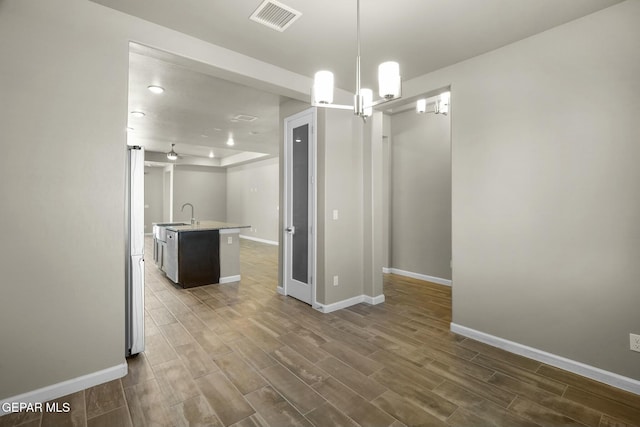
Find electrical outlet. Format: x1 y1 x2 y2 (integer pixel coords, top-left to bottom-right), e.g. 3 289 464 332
333 275 339 286
630 333 640 352
332 209 339 220
227 236 233 245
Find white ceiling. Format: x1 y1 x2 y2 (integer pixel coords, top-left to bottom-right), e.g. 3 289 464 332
126 44 282 167
100 0 623 166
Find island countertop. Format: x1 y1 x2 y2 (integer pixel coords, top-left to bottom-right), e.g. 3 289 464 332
165 220 251 232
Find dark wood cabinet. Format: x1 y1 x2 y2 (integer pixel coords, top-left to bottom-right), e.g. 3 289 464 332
177 230 220 288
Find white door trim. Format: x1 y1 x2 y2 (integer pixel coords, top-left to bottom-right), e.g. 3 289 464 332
283 107 318 309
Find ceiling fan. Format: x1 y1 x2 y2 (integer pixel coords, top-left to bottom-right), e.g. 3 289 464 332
166 143 180 160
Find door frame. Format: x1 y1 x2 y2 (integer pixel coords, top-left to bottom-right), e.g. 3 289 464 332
282 107 318 308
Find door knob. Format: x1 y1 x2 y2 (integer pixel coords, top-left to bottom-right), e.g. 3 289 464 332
286 226 295 234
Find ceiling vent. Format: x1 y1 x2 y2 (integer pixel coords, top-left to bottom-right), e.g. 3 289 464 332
249 0 302 32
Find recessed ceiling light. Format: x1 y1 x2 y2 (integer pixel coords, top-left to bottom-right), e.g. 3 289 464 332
226 137 235 146
130 111 145 118
232 114 258 122
209 151 214 158
147 85 164 94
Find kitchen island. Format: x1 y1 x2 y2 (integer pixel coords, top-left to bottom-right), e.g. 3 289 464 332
153 221 250 288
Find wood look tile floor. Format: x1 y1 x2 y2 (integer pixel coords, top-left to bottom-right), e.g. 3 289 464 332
3 237 639 427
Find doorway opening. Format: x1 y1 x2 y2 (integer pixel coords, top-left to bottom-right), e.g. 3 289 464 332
124 42 309 354
382 89 452 288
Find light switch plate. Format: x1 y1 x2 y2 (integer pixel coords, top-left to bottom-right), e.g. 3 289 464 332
227 236 233 245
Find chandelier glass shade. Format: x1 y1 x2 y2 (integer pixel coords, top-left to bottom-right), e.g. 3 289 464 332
313 71 334 104
378 61 401 99
311 0 402 120
416 98 427 114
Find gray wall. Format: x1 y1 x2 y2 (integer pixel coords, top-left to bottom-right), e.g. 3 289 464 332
362 112 386 300
227 157 279 243
0 0 128 399
389 109 452 280
403 1 640 379
219 231 241 278
0 0 312 401
162 167 172 222
172 165 227 223
144 166 164 233
381 115 392 269
317 109 365 305
144 159 278 241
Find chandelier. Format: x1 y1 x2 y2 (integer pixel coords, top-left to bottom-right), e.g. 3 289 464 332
311 0 401 121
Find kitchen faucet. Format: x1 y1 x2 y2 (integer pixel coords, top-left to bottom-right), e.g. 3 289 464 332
181 203 195 225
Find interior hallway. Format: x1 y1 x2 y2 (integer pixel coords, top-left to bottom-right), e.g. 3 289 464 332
1 238 639 427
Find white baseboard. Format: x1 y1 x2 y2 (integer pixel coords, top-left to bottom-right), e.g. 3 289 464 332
276 286 285 296
239 235 278 246
316 294 385 314
450 323 640 396
0 363 128 416
384 267 452 287
363 294 386 305
219 275 241 284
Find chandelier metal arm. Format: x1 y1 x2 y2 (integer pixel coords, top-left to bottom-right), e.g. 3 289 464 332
366 89 403 109
311 0 402 121
355 0 361 99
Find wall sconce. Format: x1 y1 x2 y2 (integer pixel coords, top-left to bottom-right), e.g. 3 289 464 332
416 92 450 115
416 99 427 114
436 92 450 115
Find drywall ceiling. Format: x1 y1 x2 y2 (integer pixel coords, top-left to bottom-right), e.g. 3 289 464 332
92 0 622 92
110 0 623 167
127 44 283 167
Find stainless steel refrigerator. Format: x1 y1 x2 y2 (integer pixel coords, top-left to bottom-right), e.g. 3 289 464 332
125 146 145 356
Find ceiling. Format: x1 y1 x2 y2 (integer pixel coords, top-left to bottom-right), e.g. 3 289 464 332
127 44 282 167
100 0 623 166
